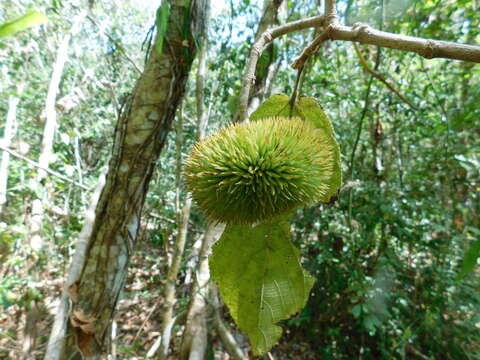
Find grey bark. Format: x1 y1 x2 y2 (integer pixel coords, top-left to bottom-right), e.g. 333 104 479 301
158 2 210 357
180 223 225 360
0 93 20 213
44 167 108 360
245 0 286 116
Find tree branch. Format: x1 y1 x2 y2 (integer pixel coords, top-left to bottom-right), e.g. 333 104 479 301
237 14 326 123
238 0 480 123
292 31 329 69
353 42 417 110
0 145 89 190
325 0 338 25
330 22 480 63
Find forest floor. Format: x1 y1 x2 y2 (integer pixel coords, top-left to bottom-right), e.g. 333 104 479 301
0 236 318 359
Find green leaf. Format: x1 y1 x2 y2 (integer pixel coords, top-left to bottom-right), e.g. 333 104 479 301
457 237 480 279
249 94 302 121
297 97 342 202
256 44 276 80
155 2 171 56
250 94 342 202
0 9 48 39
210 216 315 356
351 304 363 318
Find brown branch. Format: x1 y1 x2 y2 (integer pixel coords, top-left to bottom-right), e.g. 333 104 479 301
238 0 479 123
353 42 417 110
331 22 480 63
237 14 326 123
0 145 89 190
292 31 329 70
325 0 339 25
86 15 142 74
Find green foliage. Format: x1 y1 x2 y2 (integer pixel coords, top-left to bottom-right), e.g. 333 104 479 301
185 115 336 224
0 276 22 309
1 0 479 358
249 94 302 120
155 2 171 56
210 215 315 356
0 8 47 39
457 227 480 279
256 43 277 80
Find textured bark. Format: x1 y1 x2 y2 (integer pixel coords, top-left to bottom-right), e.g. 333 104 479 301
158 4 210 356
211 286 248 360
55 1 207 359
44 167 107 360
245 0 286 116
180 223 225 360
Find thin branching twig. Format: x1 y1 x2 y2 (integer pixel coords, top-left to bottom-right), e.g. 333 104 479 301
353 42 417 109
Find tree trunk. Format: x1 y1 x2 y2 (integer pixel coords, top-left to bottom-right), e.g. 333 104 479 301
27 11 86 251
44 167 107 360
51 1 207 359
180 222 225 360
0 91 21 214
158 2 210 357
245 0 286 116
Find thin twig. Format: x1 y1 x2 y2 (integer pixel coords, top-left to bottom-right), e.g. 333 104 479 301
0 145 89 190
353 42 417 109
292 31 329 69
238 0 480 122
131 303 158 345
237 14 326 123
86 15 142 74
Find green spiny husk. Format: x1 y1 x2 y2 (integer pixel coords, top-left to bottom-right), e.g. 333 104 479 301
184 116 334 224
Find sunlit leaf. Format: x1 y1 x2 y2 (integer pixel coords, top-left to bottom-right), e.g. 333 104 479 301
457 236 480 279
155 2 171 55
0 9 48 39
249 94 302 120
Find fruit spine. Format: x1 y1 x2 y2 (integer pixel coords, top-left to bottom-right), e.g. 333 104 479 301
184 116 335 225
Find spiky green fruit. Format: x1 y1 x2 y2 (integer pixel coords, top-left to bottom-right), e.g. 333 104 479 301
184 116 335 224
